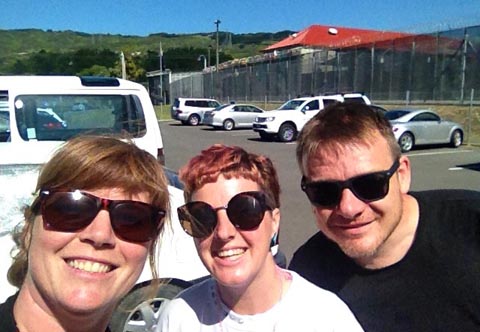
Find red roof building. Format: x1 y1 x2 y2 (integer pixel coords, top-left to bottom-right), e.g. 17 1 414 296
263 24 412 52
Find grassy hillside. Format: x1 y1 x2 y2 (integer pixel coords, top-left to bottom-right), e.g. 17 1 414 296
0 29 292 72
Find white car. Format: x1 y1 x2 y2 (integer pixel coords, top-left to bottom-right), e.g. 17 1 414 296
252 95 343 142
203 103 265 130
385 109 464 152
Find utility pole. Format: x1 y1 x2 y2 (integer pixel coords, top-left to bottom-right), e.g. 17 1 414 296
159 42 163 104
214 19 221 69
120 52 126 79
214 19 221 99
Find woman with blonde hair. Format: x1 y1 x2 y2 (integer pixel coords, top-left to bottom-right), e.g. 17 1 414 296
0 135 170 332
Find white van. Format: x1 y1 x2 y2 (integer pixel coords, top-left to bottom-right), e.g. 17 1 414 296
0 76 165 165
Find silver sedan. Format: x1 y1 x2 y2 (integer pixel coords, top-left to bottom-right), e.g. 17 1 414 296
203 104 265 131
385 109 464 152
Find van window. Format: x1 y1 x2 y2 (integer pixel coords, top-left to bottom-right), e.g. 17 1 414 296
0 110 10 142
14 94 146 141
343 97 366 104
323 99 340 108
185 100 200 107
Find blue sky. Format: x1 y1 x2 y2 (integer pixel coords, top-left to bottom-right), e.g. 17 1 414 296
1 0 479 36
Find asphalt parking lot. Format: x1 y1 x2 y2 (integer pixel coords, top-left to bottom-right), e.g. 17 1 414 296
159 120 480 264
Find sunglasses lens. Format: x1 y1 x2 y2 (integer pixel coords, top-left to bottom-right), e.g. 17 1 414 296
110 202 161 242
304 182 341 207
227 194 265 230
178 201 217 238
352 173 389 201
42 192 98 231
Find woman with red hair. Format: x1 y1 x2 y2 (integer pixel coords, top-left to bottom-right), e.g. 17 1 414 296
157 144 362 331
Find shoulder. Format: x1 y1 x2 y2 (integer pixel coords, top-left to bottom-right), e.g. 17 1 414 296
0 293 17 331
283 271 364 330
288 232 351 278
412 189 480 207
289 231 333 264
162 277 216 313
157 278 219 330
410 190 480 254
411 190 480 226
287 270 345 300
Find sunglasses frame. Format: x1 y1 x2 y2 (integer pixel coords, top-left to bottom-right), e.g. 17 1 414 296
301 159 400 207
39 190 166 242
177 191 273 238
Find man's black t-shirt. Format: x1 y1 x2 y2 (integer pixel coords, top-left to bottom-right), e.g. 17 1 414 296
289 190 480 332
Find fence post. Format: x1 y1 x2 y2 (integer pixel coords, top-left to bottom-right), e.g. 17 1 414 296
467 88 474 145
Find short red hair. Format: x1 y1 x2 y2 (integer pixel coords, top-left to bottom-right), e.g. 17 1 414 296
179 144 281 208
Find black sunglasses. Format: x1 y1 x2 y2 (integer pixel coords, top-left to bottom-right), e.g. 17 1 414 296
39 190 166 243
301 159 400 207
177 191 273 238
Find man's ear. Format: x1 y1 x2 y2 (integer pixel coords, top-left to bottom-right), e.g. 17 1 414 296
397 155 412 194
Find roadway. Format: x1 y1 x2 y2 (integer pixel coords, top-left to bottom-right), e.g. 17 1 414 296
159 120 480 264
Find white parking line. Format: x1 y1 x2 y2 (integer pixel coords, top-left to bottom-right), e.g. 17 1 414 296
407 149 473 157
230 132 256 137
449 167 464 171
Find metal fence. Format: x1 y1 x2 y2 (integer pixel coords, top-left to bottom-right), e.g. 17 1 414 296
164 25 480 144
194 25 480 104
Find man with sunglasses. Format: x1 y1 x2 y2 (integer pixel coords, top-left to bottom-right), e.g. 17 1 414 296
289 103 480 332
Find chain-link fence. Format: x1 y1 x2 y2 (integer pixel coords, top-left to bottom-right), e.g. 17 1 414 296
164 24 480 144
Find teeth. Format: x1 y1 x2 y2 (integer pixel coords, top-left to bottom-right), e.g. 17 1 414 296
67 260 112 273
218 248 245 258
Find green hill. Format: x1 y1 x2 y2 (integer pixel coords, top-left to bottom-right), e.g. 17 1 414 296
0 29 293 76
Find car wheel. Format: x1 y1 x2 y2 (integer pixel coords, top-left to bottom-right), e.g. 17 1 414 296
278 123 297 142
188 114 201 126
398 132 414 152
223 119 234 131
259 132 275 141
109 279 191 332
450 130 463 148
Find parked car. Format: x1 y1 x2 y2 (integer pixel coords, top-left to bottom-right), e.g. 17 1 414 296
0 76 165 164
369 104 389 114
203 103 265 130
170 97 221 126
385 109 464 152
252 95 343 142
335 92 372 105
36 107 68 129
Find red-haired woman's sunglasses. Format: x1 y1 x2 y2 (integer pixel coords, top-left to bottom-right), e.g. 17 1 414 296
177 191 272 238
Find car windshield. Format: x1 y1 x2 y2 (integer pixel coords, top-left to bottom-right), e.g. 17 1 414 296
13 94 146 141
213 104 231 111
384 110 410 120
278 99 306 110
